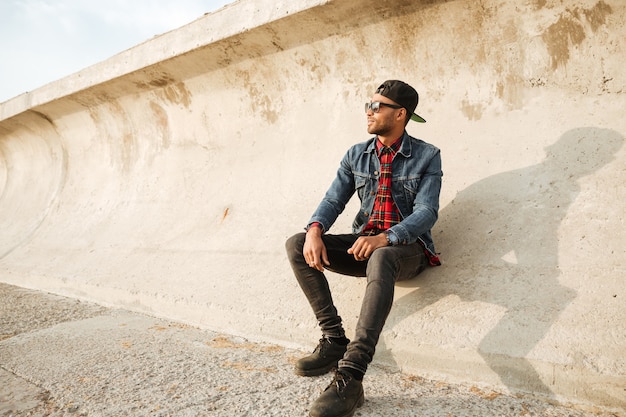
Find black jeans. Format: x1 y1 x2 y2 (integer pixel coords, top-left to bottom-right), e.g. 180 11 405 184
285 232 428 375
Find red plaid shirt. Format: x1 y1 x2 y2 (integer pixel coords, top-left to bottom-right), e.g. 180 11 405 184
363 138 402 234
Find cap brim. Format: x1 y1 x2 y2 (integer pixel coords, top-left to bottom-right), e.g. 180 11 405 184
410 113 426 123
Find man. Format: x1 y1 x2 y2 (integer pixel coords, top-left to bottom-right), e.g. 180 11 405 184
286 80 442 417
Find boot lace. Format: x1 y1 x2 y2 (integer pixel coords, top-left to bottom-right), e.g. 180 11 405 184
328 369 352 393
314 337 331 355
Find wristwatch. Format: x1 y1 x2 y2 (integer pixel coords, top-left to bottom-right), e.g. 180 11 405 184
384 230 398 246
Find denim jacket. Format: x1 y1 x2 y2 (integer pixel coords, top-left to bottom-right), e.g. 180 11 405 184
308 131 442 257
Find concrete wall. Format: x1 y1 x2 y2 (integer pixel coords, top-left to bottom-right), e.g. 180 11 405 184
1 0 624 411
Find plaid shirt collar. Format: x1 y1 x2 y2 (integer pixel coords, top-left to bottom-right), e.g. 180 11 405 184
374 136 403 157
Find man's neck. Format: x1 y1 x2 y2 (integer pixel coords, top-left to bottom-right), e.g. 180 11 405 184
377 131 404 147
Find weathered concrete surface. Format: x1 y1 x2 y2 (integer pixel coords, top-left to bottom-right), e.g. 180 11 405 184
1 282 621 416
1 0 625 411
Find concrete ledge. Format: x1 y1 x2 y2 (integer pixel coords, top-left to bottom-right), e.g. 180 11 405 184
0 0 331 120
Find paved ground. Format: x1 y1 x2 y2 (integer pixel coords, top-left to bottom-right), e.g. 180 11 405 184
0 282 622 417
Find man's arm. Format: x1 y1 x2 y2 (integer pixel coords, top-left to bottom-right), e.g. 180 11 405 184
303 151 357 270
388 149 442 245
306 150 357 232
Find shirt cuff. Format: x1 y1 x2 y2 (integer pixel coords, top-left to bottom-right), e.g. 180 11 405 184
305 222 324 232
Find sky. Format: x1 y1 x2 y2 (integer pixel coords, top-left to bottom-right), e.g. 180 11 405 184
0 0 232 103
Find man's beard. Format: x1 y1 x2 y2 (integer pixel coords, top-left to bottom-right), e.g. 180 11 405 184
368 121 393 136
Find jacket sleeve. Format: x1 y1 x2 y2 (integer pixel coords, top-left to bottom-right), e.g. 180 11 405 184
306 150 357 232
388 148 442 244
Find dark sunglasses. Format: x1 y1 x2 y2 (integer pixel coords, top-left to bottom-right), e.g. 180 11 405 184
365 101 403 113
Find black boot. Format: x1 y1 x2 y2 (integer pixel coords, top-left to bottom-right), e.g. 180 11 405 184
309 369 364 417
295 337 348 377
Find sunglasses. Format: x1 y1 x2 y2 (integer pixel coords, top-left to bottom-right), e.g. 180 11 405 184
365 101 403 113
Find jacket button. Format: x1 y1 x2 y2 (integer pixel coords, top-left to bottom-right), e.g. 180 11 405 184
364 212 369 216
370 191 375 196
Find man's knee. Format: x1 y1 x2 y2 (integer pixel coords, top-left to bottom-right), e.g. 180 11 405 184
368 246 396 264
366 247 399 277
285 232 306 259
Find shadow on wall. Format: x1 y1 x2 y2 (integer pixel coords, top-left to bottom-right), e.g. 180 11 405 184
386 127 624 398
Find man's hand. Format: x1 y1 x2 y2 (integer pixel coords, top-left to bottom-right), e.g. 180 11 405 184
347 234 389 261
303 227 330 272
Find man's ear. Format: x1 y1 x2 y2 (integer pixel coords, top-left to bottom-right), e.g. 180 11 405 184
397 108 406 123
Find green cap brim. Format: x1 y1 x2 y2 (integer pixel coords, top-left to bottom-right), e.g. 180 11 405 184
411 113 426 123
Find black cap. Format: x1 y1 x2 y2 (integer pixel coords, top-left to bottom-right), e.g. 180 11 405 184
375 80 426 123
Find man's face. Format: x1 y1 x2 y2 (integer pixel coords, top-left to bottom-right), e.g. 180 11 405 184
366 93 402 136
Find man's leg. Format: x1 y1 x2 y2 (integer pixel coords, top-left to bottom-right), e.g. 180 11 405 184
339 243 428 376
285 233 364 338
308 244 428 417
285 233 365 376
